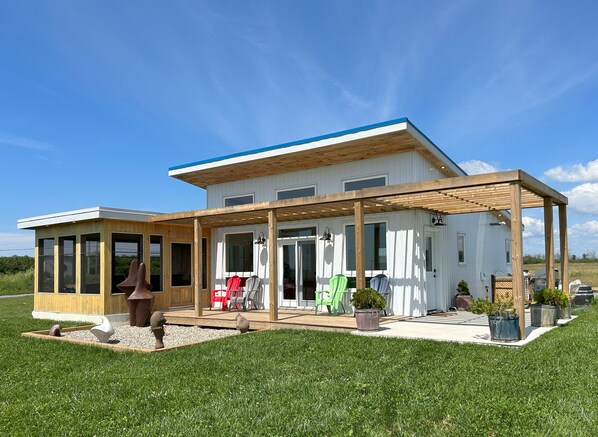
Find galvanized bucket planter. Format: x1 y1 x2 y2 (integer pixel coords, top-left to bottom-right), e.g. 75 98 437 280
488 315 520 342
355 309 380 331
530 304 557 327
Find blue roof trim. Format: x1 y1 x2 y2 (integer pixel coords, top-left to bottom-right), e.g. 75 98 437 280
169 117 409 172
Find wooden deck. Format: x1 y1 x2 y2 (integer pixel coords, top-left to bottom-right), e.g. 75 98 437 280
163 307 409 332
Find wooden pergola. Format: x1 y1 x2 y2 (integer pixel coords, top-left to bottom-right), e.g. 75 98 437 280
152 170 568 340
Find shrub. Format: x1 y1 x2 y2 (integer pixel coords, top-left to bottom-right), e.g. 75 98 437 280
456 279 470 295
468 297 518 317
350 288 386 309
533 288 570 309
0 256 34 274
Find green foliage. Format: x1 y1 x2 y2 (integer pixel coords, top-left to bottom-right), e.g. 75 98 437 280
0 269 34 295
468 298 518 318
2 296 598 435
533 288 570 309
0 256 34 274
456 279 470 295
350 287 386 309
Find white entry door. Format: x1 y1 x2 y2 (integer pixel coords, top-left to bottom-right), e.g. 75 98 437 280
279 240 316 308
424 231 439 312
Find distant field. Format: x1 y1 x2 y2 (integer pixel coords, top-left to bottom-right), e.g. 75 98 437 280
525 262 598 290
0 269 33 296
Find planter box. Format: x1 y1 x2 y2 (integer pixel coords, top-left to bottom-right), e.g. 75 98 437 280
454 294 472 310
355 309 381 331
530 304 557 327
558 304 571 320
488 315 520 342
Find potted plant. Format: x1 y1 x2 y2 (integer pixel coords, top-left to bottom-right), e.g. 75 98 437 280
468 298 520 342
531 288 570 327
454 279 472 310
351 288 386 331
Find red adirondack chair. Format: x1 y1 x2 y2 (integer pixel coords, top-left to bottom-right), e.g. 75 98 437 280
210 276 241 311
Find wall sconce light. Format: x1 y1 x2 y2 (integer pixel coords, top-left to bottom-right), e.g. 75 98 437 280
489 221 506 226
254 232 266 245
319 227 332 241
431 213 446 227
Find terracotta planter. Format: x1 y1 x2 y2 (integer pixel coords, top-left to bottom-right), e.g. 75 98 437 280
355 309 381 331
454 294 472 310
530 304 557 327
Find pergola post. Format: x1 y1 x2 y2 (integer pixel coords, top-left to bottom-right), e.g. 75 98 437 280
510 182 525 340
544 198 555 289
268 209 278 321
193 218 203 317
354 199 365 289
559 204 569 292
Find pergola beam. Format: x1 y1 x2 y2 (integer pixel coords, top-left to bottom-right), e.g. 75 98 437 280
510 182 526 340
193 218 203 317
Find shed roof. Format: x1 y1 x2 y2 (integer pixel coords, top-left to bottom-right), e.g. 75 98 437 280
18 207 161 230
168 118 465 189
152 170 567 228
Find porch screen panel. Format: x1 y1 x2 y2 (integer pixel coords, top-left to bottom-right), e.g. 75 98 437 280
38 238 55 293
112 234 143 293
81 234 100 294
150 235 163 291
171 243 192 286
345 223 387 271
225 233 253 273
58 236 76 293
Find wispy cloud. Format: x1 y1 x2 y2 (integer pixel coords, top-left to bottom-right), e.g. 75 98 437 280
0 134 53 151
458 160 503 175
0 232 34 255
545 159 598 182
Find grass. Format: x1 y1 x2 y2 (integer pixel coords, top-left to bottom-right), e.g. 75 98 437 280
525 262 598 290
0 269 33 296
1 297 597 436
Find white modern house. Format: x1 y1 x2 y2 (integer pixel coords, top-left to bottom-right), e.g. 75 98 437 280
19 118 569 338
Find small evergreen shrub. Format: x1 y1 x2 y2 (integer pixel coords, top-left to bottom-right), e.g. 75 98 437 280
350 288 386 309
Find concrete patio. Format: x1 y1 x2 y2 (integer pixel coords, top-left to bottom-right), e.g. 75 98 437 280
354 309 576 347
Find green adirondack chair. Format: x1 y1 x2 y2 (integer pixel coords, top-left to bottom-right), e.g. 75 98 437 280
314 274 348 315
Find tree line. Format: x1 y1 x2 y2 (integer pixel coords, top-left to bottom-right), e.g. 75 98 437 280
0 256 34 275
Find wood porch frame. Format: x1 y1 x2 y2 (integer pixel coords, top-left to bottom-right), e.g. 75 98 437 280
152 170 568 340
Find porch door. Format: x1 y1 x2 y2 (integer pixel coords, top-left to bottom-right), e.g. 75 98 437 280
279 240 316 308
424 231 439 312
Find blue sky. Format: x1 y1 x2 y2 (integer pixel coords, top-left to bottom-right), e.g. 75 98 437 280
1 0 598 257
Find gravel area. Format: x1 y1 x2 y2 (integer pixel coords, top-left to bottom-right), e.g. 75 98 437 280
62 324 240 350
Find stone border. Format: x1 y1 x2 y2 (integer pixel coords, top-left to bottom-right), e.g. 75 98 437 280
22 325 253 353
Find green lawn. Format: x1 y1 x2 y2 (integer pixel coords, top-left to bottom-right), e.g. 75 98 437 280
1 296 597 436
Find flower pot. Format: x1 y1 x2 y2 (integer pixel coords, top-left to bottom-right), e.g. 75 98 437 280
355 309 381 331
558 303 571 320
488 315 520 342
454 295 472 310
530 304 557 327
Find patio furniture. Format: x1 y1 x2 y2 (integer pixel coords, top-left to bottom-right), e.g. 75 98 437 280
229 275 262 311
315 274 348 315
210 276 240 311
370 273 390 316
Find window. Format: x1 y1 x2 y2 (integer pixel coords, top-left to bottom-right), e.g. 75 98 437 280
171 243 192 286
111 233 143 293
226 233 253 272
277 186 315 200
150 236 163 291
38 238 55 293
344 176 387 192
279 227 317 238
58 236 76 293
345 223 387 271
457 233 466 264
224 194 254 207
81 234 100 294
506 240 512 265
